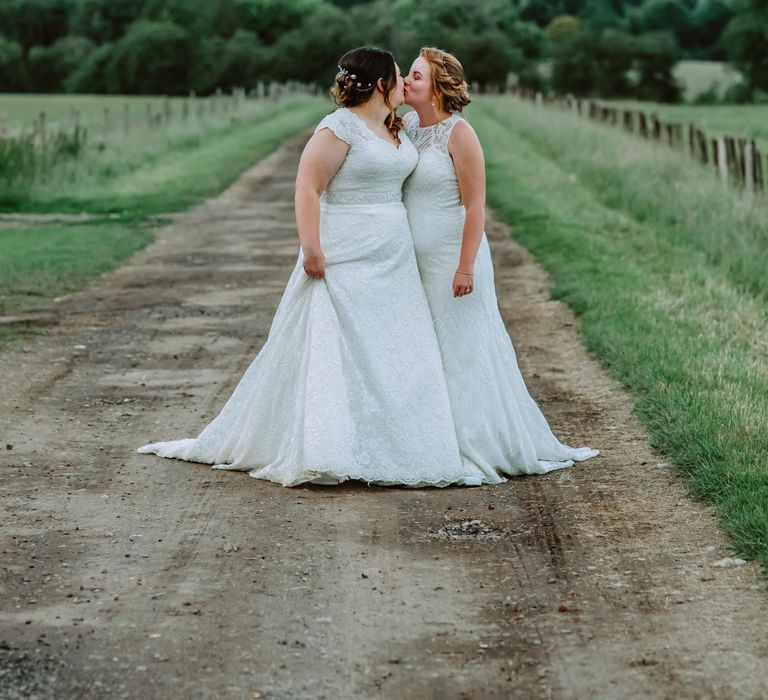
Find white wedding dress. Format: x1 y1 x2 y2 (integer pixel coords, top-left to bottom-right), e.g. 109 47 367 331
138 107 488 487
403 112 599 483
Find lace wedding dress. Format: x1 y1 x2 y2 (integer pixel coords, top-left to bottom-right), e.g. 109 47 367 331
138 107 487 487
403 112 599 482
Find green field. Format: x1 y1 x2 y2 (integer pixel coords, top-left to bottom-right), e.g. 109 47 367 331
0 93 210 131
1 94 329 215
0 94 330 348
673 59 743 103
472 95 768 568
0 220 153 347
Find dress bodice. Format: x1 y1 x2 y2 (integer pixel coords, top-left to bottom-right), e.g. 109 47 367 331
403 112 463 209
314 108 418 206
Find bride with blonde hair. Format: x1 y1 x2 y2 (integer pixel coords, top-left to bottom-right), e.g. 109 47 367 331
403 47 599 482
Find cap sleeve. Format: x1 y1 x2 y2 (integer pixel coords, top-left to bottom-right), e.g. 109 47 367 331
314 109 355 146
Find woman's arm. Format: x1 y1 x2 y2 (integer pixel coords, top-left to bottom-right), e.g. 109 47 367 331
294 129 349 278
449 120 486 297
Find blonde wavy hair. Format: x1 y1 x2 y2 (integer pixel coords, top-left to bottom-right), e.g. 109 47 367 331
419 47 471 113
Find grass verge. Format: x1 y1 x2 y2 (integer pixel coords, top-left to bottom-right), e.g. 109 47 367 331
472 96 768 568
1 96 329 348
2 96 330 216
0 219 153 349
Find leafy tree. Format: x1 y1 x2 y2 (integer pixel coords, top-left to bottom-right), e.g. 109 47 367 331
70 0 146 43
451 29 518 89
689 0 733 58
551 28 634 96
635 0 692 34
345 0 399 49
0 0 76 51
273 3 354 85
190 30 269 93
550 30 601 95
0 36 26 91
506 19 547 88
139 0 239 39
545 14 580 42
105 20 194 94
632 30 683 101
390 0 522 88
28 36 95 91
519 0 595 27
233 0 325 45
578 0 627 29
65 42 114 92
329 0 372 6
722 0 768 95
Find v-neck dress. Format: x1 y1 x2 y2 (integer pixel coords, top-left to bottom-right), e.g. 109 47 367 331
138 108 487 487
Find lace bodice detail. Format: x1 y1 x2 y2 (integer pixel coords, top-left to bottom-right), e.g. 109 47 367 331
314 108 418 205
403 112 463 208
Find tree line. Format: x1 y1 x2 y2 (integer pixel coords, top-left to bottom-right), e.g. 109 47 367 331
0 0 765 102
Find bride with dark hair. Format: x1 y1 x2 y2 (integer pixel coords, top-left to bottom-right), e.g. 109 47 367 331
138 47 488 488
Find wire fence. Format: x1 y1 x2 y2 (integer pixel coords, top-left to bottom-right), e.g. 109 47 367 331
0 82 321 186
512 87 764 195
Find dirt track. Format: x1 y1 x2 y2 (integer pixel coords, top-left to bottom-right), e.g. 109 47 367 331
2 132 768 700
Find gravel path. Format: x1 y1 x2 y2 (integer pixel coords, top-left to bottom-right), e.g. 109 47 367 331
2 132 767 700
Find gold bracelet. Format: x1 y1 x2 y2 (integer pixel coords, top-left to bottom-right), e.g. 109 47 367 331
456 270 474 276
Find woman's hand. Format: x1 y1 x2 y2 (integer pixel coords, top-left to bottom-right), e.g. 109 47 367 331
453 269 474 297
303 247 326 279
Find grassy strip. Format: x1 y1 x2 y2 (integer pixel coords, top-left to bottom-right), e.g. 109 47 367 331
0 97 329 349
0 220 153 311
0 219 153 348
2 96 330 216
481 97 768 302
471 96 768 567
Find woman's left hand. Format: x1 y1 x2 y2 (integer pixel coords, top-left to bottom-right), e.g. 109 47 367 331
453 270 474 297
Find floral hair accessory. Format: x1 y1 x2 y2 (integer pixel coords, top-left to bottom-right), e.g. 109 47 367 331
338 65 374 90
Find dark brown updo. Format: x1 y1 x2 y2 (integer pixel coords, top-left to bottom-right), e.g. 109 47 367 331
420 47 471 113
330 46 404 142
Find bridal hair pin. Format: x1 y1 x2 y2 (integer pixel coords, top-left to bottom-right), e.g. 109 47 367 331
338 66 373 89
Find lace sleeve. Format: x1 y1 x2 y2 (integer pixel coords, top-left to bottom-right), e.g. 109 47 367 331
314 109 356 146
402 111 418 139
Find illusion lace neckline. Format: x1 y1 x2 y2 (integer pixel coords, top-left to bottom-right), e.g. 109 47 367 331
344 108 402 150
414 114 458 130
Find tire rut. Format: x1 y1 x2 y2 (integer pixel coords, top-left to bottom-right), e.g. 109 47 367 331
1 131 767 700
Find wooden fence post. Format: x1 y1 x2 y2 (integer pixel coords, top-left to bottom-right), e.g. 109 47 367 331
37 111 46 147
725 138 739 183
753 147 764 191
651 115 661 140
697 130 708 164
716 137 728 186
638 112 648 138
744 140 755 195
